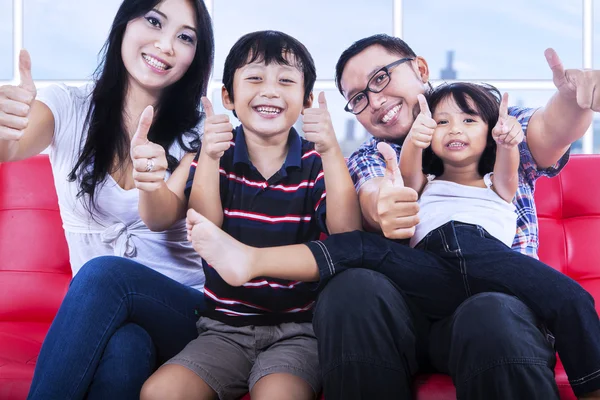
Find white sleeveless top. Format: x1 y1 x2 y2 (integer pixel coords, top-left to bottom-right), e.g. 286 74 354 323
37 84 205 291
410 173 517 248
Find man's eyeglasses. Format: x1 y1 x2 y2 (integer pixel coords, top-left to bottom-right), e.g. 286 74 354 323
344 57 415 115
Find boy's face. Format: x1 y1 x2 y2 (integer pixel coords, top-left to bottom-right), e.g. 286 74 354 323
223 56 309 140
339 45 430 142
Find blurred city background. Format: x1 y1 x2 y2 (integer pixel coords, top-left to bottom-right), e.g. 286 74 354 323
0 0 598 155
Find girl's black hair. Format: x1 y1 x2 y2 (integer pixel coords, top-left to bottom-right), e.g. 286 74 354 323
222 30 316 108
68 0 214 213
422 82 501 177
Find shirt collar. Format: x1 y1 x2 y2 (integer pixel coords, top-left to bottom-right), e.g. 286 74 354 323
232 125 303 170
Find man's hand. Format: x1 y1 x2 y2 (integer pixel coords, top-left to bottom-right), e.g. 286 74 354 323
546 48 600 111
375 142 420 239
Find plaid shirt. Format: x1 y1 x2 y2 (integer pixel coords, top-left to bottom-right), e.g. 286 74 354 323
347 107 570 259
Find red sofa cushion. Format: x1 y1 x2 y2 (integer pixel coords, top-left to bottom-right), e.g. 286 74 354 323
1 154 598 399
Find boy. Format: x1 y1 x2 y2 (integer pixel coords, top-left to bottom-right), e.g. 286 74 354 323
140 30 361 400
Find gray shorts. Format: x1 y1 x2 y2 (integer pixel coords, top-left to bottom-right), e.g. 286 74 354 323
165 317 321 399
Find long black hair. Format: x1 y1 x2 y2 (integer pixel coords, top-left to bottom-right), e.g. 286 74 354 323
68 0 214 213
423 82 501 177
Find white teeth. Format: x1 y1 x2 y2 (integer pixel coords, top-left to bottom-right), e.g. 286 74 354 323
447 142 466 148
382 104 401 123
142 54 168 70
255 106 281 114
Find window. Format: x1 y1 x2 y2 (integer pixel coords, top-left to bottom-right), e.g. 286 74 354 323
0 0 13 80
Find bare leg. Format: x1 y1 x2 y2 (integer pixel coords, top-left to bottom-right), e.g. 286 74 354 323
186 209 319 286
140 364 216 400
250 373 316 400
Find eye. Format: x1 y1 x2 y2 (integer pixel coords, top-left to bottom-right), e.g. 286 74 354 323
464 118 476 123
179 33 195 44
350 93 366 106
145 16 161 28
280 78 295 84
437 119 448 125
246 76 261 81
374 72 388 84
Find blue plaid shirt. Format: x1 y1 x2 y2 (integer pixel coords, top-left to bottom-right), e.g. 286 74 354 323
347 107 570 259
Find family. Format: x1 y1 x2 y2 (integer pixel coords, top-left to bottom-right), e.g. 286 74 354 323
0 0 599 399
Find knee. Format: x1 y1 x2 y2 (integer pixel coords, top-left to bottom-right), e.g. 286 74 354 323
140 371 175 400
451 293 553 360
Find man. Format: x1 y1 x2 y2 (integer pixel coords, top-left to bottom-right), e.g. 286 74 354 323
313 34 599 399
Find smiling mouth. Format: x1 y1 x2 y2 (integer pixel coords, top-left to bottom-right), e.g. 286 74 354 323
253 106 283 116
446 141 467 149
381 103 402 123
142 54 172 71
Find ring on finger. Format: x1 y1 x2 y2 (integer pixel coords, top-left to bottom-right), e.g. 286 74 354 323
145 158 155 172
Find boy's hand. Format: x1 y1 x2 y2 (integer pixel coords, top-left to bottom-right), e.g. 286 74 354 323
302 92 340 155
131 106 168 192
545 48 600 112
201 97 233 160
492 93 523 149
375 142 419 239
408 94 436 149
0 50 37 141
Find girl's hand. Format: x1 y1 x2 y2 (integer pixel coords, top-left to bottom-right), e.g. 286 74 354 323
200 97 233 160
302 92 340 156
492 93 524 149
0 50 37 141
131 106 169 192
408 94 436 149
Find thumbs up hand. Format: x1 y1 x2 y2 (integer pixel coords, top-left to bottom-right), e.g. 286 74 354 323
131 106 168 192
375 141 420 239
492 93 523 149
302 92 340 155
407 94 436 149
200 96 233 160
0 50 37 141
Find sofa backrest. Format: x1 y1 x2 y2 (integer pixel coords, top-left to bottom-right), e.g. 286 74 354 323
535 155 600 315
0 155 71 324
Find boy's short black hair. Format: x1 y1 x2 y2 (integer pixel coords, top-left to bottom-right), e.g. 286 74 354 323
335 34 417 96
422 82 502 177
223 30 316 106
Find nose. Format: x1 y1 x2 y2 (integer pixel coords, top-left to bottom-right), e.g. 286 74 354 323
449 121 462 135
155 37 174 56
260 79 280 99
368 91 387 112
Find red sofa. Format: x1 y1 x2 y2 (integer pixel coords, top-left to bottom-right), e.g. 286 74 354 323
2 154 598 399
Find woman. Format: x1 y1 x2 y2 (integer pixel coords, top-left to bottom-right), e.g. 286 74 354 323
0 0 213 398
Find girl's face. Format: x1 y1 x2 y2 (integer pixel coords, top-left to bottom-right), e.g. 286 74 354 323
121 0 197 95
430 95 489 169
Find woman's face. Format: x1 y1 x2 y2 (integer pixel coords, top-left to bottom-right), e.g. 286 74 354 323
121 0 198 95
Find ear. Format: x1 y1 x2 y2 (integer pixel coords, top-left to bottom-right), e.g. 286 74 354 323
415 56 430 84
301 92 314 114
221 85 235 111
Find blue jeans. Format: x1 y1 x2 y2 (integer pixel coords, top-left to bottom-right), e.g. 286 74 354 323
308 223 600 398
27 256 205 400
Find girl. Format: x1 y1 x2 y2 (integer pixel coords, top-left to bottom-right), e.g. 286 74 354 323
183 83 600 398
0 0 213 398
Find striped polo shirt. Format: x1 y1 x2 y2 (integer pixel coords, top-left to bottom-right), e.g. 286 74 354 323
185 125 327 326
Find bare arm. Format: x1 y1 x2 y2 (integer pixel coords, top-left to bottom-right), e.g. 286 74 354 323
188 97 233 227
490 95 522 202
0 51 54 163
526 48 597 169
303 92 361 234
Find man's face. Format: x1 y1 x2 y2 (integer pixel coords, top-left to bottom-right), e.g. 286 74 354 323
340 45 430 142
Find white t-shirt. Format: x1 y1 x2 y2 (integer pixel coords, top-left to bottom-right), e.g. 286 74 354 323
411 173 517 248
37 84 205 291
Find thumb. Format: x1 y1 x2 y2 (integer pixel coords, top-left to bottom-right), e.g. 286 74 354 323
417 94 431 118
132 105 153 146
201 96 215 118
318 91 328 110
18 49 36 95
544 48 567 88
377 142 404 187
